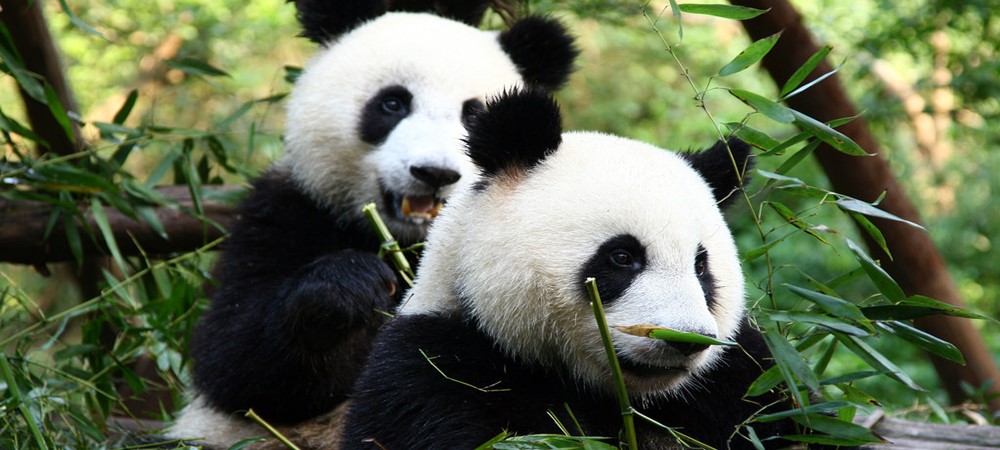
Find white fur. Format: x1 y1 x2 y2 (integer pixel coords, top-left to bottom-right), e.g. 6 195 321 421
168 396 348 449
282 12 524 243
401 131 746 397
170 13 530 446
167 396 265 446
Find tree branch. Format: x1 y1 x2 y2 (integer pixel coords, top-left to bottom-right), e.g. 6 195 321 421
0 186 240 265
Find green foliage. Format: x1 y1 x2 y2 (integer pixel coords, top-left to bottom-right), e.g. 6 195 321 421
1 0 998 449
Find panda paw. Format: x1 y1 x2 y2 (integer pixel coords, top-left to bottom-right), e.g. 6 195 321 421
282 250 399 351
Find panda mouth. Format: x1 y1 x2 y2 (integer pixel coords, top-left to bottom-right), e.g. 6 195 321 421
384 191 444 222
616 355 688 379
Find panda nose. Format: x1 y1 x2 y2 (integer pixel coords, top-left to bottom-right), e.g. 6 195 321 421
410 165 461 188
666 333 716 356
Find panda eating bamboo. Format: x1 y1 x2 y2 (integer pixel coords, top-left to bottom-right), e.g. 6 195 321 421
340 89 828 449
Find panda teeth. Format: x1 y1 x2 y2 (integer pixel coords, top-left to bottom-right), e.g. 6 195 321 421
400 195 443 220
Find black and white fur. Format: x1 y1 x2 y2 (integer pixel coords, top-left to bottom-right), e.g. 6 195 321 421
167 2 576 448
340 90 804 449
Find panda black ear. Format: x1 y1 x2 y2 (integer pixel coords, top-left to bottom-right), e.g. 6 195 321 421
387 0 491 26
681 138 754 208
499 17 579 91
291 0 388 45
465 88 562 179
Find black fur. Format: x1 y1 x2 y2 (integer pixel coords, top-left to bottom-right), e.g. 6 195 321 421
579 234 647 305
698 244 719 312
341 314 801 449
292 0 492 45
388 0 491 26
359 85 413 145
190 169 411 424
291 0 388 45
680 138 754 208
465 88 563 179
499 16 579 91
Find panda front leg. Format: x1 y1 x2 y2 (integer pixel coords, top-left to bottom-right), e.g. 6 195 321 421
190 249 398 426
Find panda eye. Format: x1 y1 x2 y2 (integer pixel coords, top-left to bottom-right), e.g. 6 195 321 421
695 249 709 277
609 249 635 269
380 97 406 114
462 99 485 126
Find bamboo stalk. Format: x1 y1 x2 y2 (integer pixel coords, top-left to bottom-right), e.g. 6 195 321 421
362 203 415 287
586 277 638 449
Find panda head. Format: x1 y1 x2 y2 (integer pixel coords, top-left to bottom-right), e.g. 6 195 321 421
402 89 754 397
281 0 577 244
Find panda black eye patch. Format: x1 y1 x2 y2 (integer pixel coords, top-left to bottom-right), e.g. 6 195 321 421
695 244 718 311
579 234 646 304
695 246 708 277
359 85 413 145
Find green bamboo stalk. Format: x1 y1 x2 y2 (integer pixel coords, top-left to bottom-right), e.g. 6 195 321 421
362 203 415 287
586 277 639 449
245 408 302 450
1 353 50 450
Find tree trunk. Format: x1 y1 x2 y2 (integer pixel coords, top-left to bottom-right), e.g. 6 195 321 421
728 0 1000 413
1 0 83 156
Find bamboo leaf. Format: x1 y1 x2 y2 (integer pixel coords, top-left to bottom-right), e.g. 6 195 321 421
786 284 868 322
63 212 84 268
755 169 806 186
820 370 881 386
766 311 869 336
668 0 683 40
847 212 890 258
113 89 139 124
878 321 964 364
836 333 924 391
90 197 127 271
678 4 769 20
753 401 851 423
836 197 925 231
784 61 845 100
58 0 108 40
166 58 231 78
725 122 780 150
742 229 797 261
780 45 832 98
746 365 783 397
788 413 881 443
43 83 76 145
861 295 998 322
771 139 820 179
135 206 168 240
719 32 782 77
762 330 820 393
729 89 795 123
615 324 738 346
768 200 830 246
845 238 906 302
0 107 46 144
759 130 809 157
790 109 868 156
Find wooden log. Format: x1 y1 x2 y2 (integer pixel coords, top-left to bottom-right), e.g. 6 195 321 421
0 185 240 265
859 413 1000 449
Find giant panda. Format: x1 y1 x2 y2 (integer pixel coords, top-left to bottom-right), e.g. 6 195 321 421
165 1 576 448
340 89 819 450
